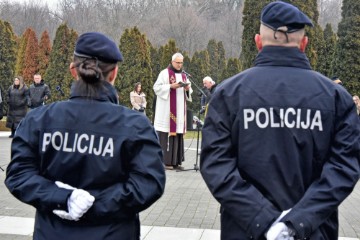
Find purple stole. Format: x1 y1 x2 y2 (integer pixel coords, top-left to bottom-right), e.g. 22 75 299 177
168 67 187 136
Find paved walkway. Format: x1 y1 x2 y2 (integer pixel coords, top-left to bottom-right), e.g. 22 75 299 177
0 131 359 239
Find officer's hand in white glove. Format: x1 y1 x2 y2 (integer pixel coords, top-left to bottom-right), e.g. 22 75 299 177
53 181 95 221
266 222 294 240
266 209 294 240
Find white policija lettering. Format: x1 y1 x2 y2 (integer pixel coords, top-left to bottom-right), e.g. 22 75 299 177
42 132 114 157
243 107 323 131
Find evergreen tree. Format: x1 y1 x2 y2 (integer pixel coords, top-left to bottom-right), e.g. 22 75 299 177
241 0 271 70
15 28 31 76
0 20 17 113
38 30 52 77
241 0 322 70
116 27 153 119
217 41 227 82
45 23 78 102
149 41 161 83
22 28 38 85
222 58 242 80
182 53 191 75
287 0 323 69
187 50 210 112
207 39 219 79
317 24 337 78
206 39 227 82
333 0 360 96
160 39 179 70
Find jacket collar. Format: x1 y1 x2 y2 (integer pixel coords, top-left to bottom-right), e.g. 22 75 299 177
254 46 312 70
70 81 119 104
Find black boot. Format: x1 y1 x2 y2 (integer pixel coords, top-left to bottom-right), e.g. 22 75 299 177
9 128 15 138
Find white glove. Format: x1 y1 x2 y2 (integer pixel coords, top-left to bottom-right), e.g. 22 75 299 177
265 209 293 240
53 181 95 221
274 209 291 224
266 222 294 240
55 181 76 190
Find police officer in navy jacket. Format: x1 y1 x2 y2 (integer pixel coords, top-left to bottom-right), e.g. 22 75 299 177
200 2 360 240
5 32 166 240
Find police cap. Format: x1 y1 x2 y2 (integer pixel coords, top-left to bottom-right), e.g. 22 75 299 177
261 1 314 33
74 32 123 63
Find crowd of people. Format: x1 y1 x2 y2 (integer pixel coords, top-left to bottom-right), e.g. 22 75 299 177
1 73 51 138
1 1 360 240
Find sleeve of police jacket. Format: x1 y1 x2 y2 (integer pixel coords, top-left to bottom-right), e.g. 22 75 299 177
281 93 360 239
5 118 72 212
200 88 279 239
85 123 166 219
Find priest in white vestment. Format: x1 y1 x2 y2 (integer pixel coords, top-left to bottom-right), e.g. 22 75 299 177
153 53 193 170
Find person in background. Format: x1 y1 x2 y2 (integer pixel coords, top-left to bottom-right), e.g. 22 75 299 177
153 52 193 170
28 73 51 109
200 76 217 115
130 82 147 114
200 2 360 240
5 32 165 240
6 76 29 138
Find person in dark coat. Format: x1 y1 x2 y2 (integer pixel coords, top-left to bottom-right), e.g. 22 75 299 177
200 2 360 240
28 73 51 109
200 76 217 115
6 76 29 138
5 32 166 240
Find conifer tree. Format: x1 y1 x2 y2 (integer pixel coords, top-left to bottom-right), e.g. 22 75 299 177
182 53 191 75
287 0 323 69
15 28 31 76
116 27 153 119
207 39 219 78
0 20 17 112
45 24 78 102
333 0 360 95
206 39 227 82
222 58 242 80
317 24 337 78
241 0 271 70
159 39 179 70
217 41 227 82
187 50 210 112
38 30 52 77
22 28 39 85
149 41 161 82
241 0 322 70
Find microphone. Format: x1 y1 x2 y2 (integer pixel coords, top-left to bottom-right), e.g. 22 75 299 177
56 85 65 96
182 70 192 78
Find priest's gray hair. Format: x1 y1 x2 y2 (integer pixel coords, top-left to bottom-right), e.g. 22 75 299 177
172 52 184 61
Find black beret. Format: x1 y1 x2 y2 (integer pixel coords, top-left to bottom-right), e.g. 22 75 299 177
74 32 123 63
261 1 314 33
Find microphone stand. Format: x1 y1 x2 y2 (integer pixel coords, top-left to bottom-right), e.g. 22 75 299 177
178 73 206 172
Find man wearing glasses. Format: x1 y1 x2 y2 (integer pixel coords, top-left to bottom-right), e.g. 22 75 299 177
153 53 193 170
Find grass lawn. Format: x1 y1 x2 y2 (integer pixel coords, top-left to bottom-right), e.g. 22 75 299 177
185 130 202 139
1 117 202 139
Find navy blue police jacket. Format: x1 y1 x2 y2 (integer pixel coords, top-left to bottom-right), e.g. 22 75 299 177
200 46 360 240
5 82 166 240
